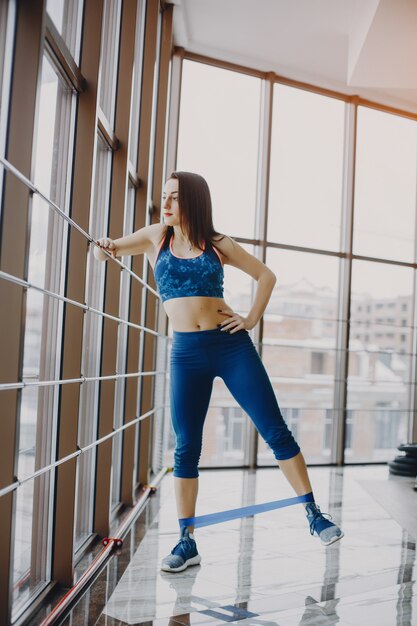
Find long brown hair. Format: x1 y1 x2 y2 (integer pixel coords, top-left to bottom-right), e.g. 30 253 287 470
160 171 225 251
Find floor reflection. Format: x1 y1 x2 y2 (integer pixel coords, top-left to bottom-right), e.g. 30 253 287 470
50 466 417 626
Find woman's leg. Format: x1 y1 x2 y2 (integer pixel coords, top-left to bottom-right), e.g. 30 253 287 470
217 333 311 496
161 334 216 571
217 332 344 545
276 451 313 507
174 477 199 534
170 341 214 534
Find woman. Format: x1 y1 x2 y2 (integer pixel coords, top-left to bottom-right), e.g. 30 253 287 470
95 171 343 573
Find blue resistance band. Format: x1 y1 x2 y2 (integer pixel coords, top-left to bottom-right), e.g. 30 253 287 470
179 491 315 529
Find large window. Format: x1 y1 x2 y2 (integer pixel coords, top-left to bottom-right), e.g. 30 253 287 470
258 248 340 464
128 0 146 168
75 136 112 549
345 105 417 461
12 53 76 617
174 60 417 468
268 84 345 251
177 60 261 240
111 184 135 514
1 0 164 622
347 260 412 462
99 0 122 127
353 106 417 263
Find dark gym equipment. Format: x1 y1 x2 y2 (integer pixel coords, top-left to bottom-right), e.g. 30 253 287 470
388 443 417 477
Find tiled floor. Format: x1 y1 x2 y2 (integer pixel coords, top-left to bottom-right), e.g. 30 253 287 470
43 466 417 625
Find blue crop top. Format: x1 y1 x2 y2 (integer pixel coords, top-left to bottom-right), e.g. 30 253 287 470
154 230 224 303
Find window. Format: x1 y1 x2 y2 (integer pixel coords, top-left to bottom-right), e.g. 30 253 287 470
46 0 84 63
2 0 163 620
324 409 352 451
0 0 14 157
268 84 345 251
258 407 300 464
347 260 412 462
177 60 261 239
111 184 135 513
353 107 417 262
283 408 299 441
222 407 246 453
260 247 340 464
75 136 112 549
223 244 257 315
12 54 76 616
128 0 146 168
374 407 405 450
99 0 122 127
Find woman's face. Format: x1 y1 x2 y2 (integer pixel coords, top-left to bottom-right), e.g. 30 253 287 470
162 179 180 226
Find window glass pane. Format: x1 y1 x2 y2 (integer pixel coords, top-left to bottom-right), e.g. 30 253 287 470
12 55 75 616
99 0 122 127
223 243 257 314
268 84 345 251
0 1 15 217
177 60 261 239
0 0 13 125
75 136 112 548
346 260 413 462
0 1 8 96
128 0 145 168
111 185 135 512
258 248 340 465
46 0 84 63
152 328 169 475
353 106 417 262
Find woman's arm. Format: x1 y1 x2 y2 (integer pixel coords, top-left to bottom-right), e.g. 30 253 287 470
113 223 164 257
214 235 277 331
245 271 277 329
94 223 164 261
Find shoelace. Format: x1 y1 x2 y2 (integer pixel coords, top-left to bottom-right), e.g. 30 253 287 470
171 535 192 555
307 507 333 536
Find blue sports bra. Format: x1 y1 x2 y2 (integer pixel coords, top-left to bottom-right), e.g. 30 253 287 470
153 230 224 303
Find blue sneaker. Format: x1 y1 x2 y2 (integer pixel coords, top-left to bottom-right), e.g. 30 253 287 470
161 527 202 572
305 502 344 546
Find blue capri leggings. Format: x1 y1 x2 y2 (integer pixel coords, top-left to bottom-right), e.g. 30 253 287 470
170 327 300 478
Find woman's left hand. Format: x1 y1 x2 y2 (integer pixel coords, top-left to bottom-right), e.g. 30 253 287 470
217 308 255 333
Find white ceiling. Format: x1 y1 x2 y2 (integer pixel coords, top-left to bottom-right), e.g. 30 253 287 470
170 0 417 115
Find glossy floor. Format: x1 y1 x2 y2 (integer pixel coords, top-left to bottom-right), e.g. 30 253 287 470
40 466 417 625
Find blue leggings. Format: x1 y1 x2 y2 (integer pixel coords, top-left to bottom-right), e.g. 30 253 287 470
170 327 301 478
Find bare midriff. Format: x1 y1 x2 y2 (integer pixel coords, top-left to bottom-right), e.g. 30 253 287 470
146 227 228 332
162 296 228 331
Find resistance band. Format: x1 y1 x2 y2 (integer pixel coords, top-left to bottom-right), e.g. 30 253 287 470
179 491 315 529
